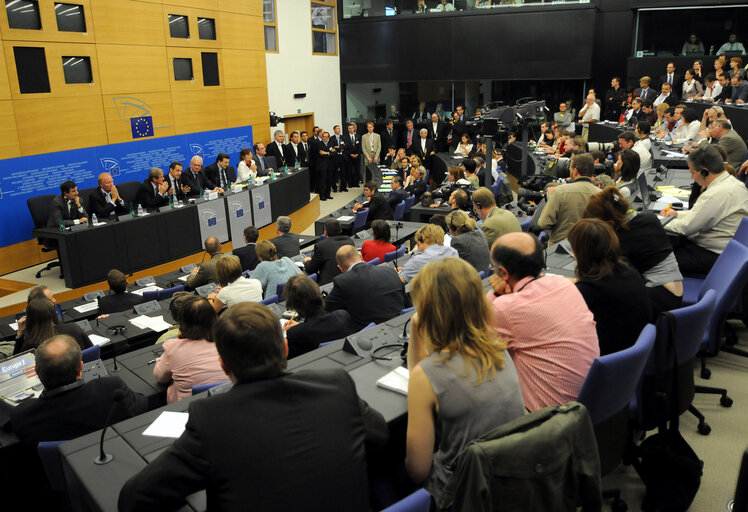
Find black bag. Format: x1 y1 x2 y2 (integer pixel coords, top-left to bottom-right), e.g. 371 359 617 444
638 429 703 511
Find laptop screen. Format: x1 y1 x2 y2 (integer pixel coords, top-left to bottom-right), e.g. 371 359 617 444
0 350 42 406
638 173 650 209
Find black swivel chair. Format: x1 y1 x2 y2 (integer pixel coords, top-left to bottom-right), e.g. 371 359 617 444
27 194 62 279
730 447 748 512
116 180 142 211
79 186 98 217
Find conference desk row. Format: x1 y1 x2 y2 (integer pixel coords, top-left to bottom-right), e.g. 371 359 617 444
32 168 311 289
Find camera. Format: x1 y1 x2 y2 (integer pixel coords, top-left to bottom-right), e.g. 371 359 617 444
593 160 615 177
587 141 620 154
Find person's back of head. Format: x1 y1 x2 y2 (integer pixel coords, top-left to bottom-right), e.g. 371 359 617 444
682 108 699 124
410 257 506 382
179 296 216 342
216 255 243 287
24 298 59 350
429 214 449 234
462 159 477 173
371 219 391 243
244 225 259 244
619 149 641 182
27 285 51 305
567 218 622 281
256 240 278 262
584 185 631 230
471 187 496 211
416 224 445 247
214 302 287 383
445 209 476 234
451 189 468 209
687 144 724 175
168 291 194 326
335 244 361 271
324 218 342 237
490 232 544 282
636 120 651 136
283 274 324 319
276 216 292 234
35 335 82 390
571 153 595 177
107 269 127 294
205 237 221 255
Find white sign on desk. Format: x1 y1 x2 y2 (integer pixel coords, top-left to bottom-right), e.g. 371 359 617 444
143 411 189 438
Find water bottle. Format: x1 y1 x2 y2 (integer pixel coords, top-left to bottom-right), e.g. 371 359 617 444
137 203 144 216
130 202 135 217
91 213 97 225
271 169 276 181
169 195 174 209
58 214 64 232
295 159 300 170
284 164 288 174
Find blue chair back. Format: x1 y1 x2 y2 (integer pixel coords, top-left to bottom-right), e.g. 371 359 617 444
37 440 67 492
404 194 416 214
261 294 279 305
353 209 369 231
142 290 158 301
577 323 656 425
380 488 431 512
698 241 748 355
383 244 406 263
368 257 381 265
393 200 406 221
661 289 717 366
520 216 531 232
401 306 415 315
191 381 228 395
491 175 504 198
309 273 318 282
478 270 486 279
81 345 101 363
158 285 185 300
276 282 286 298
734 216 748 247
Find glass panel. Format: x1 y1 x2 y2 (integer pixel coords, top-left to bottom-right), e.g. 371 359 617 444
263 0 275 23
264 25 277 51
61 56 92 84
6 0 41 30
54 3 85 32
341 0 595 19
312 31 336 54
311 3 335 31
168 14 189 39
173 58 193 81
197 17 216 40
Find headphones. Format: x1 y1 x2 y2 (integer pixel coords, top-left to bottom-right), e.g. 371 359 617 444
700 168 710 178
473 200 482 209
417 236 424 244
107 325 127 336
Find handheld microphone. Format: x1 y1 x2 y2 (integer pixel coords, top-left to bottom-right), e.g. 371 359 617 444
94 389 124 465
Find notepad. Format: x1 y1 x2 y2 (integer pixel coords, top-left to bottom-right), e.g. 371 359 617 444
178 275 189 282
143 411 189 438
130 315 172 332
376 366 409 396
132 285 162 296
73 302 99 313
337 215 354 222
88 334 110 346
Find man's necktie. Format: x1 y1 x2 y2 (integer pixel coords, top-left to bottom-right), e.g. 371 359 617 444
68 200 74 217
668 75 672 85
220 168 227 188
408 132 412 148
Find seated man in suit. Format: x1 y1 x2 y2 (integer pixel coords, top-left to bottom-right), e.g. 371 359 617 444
405 167 428 200
165 161 190 202
3 334 147 447
304 219 355 285
135 167 172 210
388 176 408 208
398 224 458 283
252 143 276 175
203 152 237 190
88 172 129 219
267 130 287 168
233 225 259 272
181 156 223 198
355 181 393 226
98 269 143 314
269 216 301 258
325 245 407 331
47 180 88 228
119 302 388 512
185 237 225 291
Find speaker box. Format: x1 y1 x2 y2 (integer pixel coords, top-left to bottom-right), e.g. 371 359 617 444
343 324 400 357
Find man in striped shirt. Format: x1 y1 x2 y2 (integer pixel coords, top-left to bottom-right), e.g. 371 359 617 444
486 232 599 411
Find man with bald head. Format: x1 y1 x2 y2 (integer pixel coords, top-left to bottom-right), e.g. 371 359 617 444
324 245 407 330
486 233 598 412
185 237 224 291
3 334 146 447
578 93 600 140
180 155 223 198
89 172 129 219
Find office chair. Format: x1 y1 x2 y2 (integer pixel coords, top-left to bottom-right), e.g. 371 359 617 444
352 208 369 232
520 216 531 232
380 488 430 512
115 181 142 210
37 440 68 492
401 306 414 315
577 323 656 510
191 381 228 395
383 245 406 263
309 273 318 282
404 195 416 215
490 176 504 200
393 200 406 221
78 186 98 217
81 345 101 364
368 257 381 265
261 295 279 305
27 194 62 278
276 282 286 298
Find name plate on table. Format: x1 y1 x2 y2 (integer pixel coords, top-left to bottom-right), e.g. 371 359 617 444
195 283 218 297
75 319 92 332
135 276 156 286
83 290 105 302
70 223 87 232
134 300 161 315
117 214 135 223
180 264 196 273
207 191 219 200
231 184 243 193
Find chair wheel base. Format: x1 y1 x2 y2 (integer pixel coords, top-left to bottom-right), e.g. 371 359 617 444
700 367 712 379
697 422 711 435
35 271 42 278
721 395 734 407
611 498 628 512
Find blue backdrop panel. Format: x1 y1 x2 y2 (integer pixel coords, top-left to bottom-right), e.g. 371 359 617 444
0 125 253 247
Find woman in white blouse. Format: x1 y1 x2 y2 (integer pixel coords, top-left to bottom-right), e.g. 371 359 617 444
207 255 263 313
236 147 257 184
681 69 703 100
671 108 702 145
453 133 474 157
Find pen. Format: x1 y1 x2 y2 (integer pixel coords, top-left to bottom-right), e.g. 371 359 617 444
148 358 158 364
665 203 672 214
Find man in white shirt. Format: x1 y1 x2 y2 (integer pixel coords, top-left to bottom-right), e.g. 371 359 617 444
698 74 722 101
716 34 746 56
435 0 455 11
578 94 600 140
662 145 748 275
670 108 701 144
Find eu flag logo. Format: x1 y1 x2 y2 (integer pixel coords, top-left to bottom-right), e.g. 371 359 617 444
130 116 154 138
208 217 217 227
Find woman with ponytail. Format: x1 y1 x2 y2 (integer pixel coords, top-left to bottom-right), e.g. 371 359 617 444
251 241 301 299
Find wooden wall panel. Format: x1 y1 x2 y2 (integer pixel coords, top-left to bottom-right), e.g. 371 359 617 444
0 100 21 158
171 88 227 134
102 91 176 143
222 49 265 89
89 0 165 46
96 45 170 95
166 47 224 91
0 240 56 277
0 0 95 44
224 87 268 131
219 0 262 17
216 13 254 50
243 11 264 51
162 5 221 49
14 96 107 154
0 47 13 100
164 0 219 11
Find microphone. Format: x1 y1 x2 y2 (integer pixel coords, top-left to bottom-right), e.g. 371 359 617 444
94 389 124 465
399 317 412 363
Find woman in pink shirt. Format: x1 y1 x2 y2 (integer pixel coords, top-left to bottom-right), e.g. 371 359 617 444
154 296 227 403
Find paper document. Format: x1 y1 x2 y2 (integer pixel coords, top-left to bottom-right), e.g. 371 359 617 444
178 275 189 282
88 334 110 346
129 315 172 332
376 366 409 396
143 411 189 438
337 215 354 222
655 186 690 198
73 302 99 313
132 285 162 296
9 322 17 331
662 150 687 158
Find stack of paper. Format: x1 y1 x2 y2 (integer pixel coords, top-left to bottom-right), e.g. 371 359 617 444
662 150 687 158
73 302 99 313
178 275 189 282
130 315 172 332
143 411 189 438
89 334 111 346
376 366 409 396
655 186 691 198
132 285 163 296
338 215 354 222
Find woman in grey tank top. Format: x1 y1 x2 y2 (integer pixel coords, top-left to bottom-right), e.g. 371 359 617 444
404 257 525 501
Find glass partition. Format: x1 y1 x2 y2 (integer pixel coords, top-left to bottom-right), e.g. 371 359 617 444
341 0 592 20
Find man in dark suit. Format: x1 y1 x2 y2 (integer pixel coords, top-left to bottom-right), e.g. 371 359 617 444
269 216 301 258
405 167 428 200
185 237 224 291
47 180 88 228
88 172 129 219
135 167 171 210
329 125 346 192
325 245 407 330
298 131 311 168
4 334 147 447
634 76 658 104
252 143 276 175
203 153 237 190
652 83 679 109
402 120 417 155
97 269 143 314
233 226 259 272
342 123 361 189
118 302 387 512
283 131 304 168
304 219 354 285
355 181 393 226
387 176 408 208
180 156 222 198
412 128 436 171
267 130 287 168
660 62 683 92
449 111 468 150
165 161 190 202
428 112 448 152
380 120 398 161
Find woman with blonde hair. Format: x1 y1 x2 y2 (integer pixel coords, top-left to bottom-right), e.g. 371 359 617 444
653 102 670 131
405 257 525 500
207 255 263 312
251 240 301 299
445 209 490 273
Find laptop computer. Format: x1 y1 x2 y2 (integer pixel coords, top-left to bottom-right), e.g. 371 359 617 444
0 350 43 406
638 173 675 225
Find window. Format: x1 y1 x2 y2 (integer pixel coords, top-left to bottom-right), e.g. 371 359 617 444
6 0 41 30
197 17 215 40
54 3 85 32
311 2 336 55
61 56 92 83
263 0 277 52
14 46 49 93
173 58 193 81
201 52 219 86
168 14 189 39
